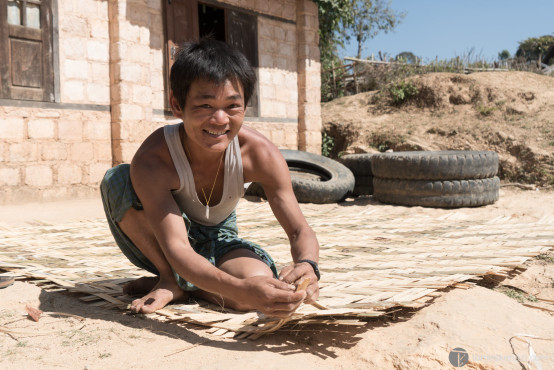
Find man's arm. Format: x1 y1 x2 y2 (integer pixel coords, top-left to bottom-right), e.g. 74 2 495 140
130 130 305 317
242 129 320 302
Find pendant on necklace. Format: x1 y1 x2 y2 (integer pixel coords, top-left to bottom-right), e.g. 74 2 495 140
205 205 209 219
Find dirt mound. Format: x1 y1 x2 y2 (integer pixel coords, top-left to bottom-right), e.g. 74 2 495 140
322 71 554 185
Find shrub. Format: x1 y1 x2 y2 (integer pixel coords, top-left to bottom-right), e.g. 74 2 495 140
388 81 419 105
321 131 335 157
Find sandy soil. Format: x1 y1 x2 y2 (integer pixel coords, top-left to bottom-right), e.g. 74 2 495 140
1 189 553 369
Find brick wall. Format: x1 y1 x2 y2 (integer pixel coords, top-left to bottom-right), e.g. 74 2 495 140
59 0 110 104
0 0 113 204
226 0 297 21
0 0 321 204
108 0 169 164
0 106 111 204
258 18 298 119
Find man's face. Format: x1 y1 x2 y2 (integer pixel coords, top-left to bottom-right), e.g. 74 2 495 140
172 78 245 153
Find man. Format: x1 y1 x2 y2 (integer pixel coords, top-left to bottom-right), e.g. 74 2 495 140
100 39 320 318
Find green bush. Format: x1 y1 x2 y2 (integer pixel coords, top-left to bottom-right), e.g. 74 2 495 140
321 131 335 157
389 81 419 105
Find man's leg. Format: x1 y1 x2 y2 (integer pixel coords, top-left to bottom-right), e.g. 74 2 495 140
100 164 187 314
117 208 188 314
192 248 274 311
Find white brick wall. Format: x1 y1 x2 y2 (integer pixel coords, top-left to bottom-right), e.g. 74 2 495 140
25 165 53 187
0 106 111 204
59 0 110 105
0 118 25 140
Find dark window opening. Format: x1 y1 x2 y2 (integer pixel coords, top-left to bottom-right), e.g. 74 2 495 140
198 4 225 41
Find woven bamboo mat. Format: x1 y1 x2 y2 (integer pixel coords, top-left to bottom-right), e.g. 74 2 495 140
1 198 553 339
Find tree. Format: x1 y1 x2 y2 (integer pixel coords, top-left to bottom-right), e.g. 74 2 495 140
314 0 354 70
314 0 403 66
395 51 418 64
515 35 554 63
498 49 511 60
344 0 405 59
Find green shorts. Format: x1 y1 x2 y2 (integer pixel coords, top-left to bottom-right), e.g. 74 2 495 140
99 164 278 291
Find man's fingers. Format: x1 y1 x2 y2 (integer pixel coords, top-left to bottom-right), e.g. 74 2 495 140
279 265 307 284
271 278 296 291
278 265 294 281
304 286 319 304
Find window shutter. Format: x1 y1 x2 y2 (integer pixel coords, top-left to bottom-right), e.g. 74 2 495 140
0 0 54 102
226 10 258 68
226 10 258 116
164 0 199 107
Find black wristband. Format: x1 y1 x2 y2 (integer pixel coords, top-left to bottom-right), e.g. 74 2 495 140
298 259 320 281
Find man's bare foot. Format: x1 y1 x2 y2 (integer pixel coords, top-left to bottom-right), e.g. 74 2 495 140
129 278 187 314
123 276 159 296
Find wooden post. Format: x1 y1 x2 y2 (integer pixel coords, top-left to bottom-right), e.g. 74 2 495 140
331 61 337 98
353 62 359 94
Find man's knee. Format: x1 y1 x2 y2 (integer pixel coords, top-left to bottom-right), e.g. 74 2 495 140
217 249 274 279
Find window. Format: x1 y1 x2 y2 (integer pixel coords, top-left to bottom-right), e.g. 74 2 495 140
0 0 55 102
164 0 259 116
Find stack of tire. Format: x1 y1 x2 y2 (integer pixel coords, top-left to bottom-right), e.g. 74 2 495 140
338 154 375 196
370 150 500 208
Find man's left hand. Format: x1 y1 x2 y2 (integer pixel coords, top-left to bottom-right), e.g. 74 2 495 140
278 262 319 303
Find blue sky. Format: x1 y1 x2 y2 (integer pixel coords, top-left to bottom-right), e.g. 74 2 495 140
341 0 554 63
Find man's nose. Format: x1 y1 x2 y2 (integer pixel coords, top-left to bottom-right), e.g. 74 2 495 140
212 108 229 124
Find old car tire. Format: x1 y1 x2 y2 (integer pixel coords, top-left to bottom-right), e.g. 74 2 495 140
245 150 355 204
371 151 498 180
339 154 374 176
352 175 374 196
373 177 500 208
338 154 375 196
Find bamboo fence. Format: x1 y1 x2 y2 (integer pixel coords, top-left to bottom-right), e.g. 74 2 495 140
1 198 553 339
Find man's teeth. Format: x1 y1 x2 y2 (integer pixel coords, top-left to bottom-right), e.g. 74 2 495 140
206 130 226 135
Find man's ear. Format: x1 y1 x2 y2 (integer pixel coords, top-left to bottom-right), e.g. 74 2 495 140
169 91 183 119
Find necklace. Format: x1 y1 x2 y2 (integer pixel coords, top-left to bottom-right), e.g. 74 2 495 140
184 146 225 219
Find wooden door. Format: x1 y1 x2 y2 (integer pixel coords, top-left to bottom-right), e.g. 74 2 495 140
163 0 199 107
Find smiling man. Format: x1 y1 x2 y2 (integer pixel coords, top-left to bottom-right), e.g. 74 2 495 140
100 39 320 317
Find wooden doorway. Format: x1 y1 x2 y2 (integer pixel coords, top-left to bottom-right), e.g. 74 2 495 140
163 0 258 116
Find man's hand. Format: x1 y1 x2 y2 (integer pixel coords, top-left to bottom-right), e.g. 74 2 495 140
235 276 306 318
278 262 320 304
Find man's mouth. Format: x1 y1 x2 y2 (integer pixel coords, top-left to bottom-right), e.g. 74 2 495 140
205 129 229 136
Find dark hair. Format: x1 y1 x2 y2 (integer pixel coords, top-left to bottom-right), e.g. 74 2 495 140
170 39 257 109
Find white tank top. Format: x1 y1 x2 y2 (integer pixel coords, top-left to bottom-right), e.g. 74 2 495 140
163 123 244 226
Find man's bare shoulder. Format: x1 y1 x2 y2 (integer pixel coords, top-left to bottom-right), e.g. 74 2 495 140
239 125 287 184
131 127 180 192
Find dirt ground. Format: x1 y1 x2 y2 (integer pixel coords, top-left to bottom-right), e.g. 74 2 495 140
322 71 554 186
1 188 553 369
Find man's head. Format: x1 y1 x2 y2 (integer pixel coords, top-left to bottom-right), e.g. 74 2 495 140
170 39 257 110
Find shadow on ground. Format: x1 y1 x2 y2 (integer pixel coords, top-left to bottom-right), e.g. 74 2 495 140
34 285 378 359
